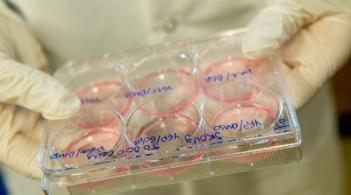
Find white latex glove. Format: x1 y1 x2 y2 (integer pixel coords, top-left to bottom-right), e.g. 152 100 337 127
242 0 351 109
0 4 80 178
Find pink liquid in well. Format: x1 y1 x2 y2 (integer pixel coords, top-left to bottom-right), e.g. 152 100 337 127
134 69 199 115
75 109 122 134
63 112 129 188
201 58 263 103
64 131 119 164
210 103 276 137
76 80 131 115
67 130 128 189
135 114 201 176
210 103 279 163
64 113 123 165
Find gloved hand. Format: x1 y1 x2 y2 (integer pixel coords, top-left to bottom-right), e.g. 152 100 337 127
242 0 351 109
0 4 80 178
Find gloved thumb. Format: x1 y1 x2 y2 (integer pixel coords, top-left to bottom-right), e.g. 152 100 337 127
0 59 81 120
241 0 342 58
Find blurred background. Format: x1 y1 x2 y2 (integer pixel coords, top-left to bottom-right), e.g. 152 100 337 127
333 60 351 195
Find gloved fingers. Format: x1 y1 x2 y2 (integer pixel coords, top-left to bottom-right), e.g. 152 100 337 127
7 105 44 143
0 59 80 120
280 61 320 109
23 114 44 143
280 14 351 108
241 0 344 58
0 133 42 179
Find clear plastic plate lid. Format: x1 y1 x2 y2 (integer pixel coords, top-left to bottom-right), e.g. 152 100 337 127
39 30 301 194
